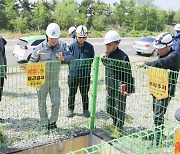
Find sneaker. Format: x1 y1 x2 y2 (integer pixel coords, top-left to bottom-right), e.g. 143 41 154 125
67 109 74 118
0 118 4 123
83 110 90 118
111 128 122 138
148 138 163 149
47 122 58 130
106 124 116 132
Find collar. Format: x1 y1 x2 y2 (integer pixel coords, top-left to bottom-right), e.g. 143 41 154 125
43 40 58 50
77 41 86 48
106 47 119 56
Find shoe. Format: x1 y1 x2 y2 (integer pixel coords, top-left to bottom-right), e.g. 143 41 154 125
67 109 74 118
111 128 122 138
46 122 58 130
0 118 4 123
106 124 116 132
148 137 163 149
83 110 90 118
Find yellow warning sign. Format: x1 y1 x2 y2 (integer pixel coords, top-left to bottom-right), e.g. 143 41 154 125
27 63 46 88
147 67 169 100
175 128 180 154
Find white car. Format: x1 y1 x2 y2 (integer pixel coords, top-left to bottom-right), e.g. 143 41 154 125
133 36 157 56
13 35 45 63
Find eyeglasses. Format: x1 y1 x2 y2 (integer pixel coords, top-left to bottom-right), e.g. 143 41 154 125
78 37 86 39
105 43 112 46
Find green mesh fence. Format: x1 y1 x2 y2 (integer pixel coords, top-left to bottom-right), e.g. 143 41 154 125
0 59 94 148
94 58 180 138
69 122 179 153
0 57 179 153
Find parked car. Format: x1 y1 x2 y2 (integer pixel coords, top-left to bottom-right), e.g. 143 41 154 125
13 35 46 63
132 36 157 56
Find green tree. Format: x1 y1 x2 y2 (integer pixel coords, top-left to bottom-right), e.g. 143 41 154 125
123 0 136 29
18 0 33 29
112 1 127 27
0 0 7 29
4 0 19 30
167 10 175 25
91 1 111 30
32 1 52 31
53 0 79 29
78 0 95 28
92 14 106 30
13 17 29 33
174 9 180 23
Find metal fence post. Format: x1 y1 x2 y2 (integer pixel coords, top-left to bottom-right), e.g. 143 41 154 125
90 56 100 130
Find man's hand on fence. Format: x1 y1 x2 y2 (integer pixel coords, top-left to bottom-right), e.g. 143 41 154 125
136 62 145 68
20 64 27 70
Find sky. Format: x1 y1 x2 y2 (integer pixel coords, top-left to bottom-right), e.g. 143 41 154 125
29 0 180 11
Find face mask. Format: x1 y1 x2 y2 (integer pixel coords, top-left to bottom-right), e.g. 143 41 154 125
174 31 180 37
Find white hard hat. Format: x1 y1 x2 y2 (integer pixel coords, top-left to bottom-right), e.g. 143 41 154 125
103 30 121 44
69 26 76 35
174 23 180 31
153 32 173 49
46 23 61 38
76 25 88 37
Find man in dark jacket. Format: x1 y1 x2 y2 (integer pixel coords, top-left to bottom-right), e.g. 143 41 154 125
67 25 94 118
136 32 180 147
101 30 134 137
172 23 180 53
0 36 7 122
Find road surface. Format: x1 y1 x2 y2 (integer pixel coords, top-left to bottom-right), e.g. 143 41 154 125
5 38 149 65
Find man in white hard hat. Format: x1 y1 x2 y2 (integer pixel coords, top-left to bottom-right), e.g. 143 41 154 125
136 32 180 147
101 30 134 138
172 23 180 53
0 36 7 123
68 26 77 42
29 23 74 129
67 25 94 118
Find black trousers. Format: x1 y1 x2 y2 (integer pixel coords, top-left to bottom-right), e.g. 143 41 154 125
0 77 4 101
68 76 91 111
106 86 127 130
153 96 171 133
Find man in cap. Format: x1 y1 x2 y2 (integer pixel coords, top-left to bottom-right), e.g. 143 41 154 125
29 23 74 129
67 25 94 118
136 32 180 147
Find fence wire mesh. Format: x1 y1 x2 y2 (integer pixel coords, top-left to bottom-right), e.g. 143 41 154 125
0 57 179 153
69 122 179 154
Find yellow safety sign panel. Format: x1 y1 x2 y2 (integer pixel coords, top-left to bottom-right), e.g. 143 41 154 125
27 63 46 88
147 67 169 100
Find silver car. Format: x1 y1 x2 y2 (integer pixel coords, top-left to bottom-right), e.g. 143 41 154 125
133 36 157 56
